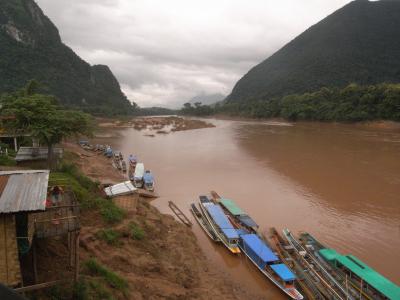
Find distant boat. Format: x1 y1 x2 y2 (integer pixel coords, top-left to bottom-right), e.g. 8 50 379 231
105 146 113 158
121 161 127 172
133 163 144 188
128 154 137 167
198 196 240 254
143 170 154 191
190 200 220 242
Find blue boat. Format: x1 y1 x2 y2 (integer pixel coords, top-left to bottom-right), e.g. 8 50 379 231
199 199 241 254
239 233 303 300
143 170 154 191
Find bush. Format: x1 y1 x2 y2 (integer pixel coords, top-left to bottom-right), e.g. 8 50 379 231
99 200 126 224
84 259 128 291
96 229 121 246
129 223 145 240
0 155 16 166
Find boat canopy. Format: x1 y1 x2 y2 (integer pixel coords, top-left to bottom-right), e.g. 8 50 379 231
220 198 246 216
199 195 211 203
237 215 258 228
319 249 400 299
104 181 137 197
128 154 137 162
241 234 278 265
134 163 145 179
270 263 296 282
205 204 239 239
143 172 154 184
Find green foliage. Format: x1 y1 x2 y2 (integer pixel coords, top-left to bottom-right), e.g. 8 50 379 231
84 259 128 291
100 200 126 224
73 277 114 300
128 223 145 240
227 0 400 103
96 229 121 246
218 83 400 122
0 155 16 166
134 107 178 116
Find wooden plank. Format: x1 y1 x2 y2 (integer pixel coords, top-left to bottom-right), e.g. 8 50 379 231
14 280 68 293
168 201 192 227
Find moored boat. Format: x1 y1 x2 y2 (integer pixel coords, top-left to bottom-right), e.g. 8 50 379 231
121 160 127 172
239 233 303 300
198 196 240 254
133 163 144 187
298 232 400 300
143 170 154 191
190 201 220 242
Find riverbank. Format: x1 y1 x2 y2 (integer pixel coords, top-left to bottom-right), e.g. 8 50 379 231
61 142 266 299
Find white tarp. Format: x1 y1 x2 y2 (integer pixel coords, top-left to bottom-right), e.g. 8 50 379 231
104 181 137 197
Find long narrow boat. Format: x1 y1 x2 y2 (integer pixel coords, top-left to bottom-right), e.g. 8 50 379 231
239 233 304 300
268 227 332 299
198 196 240 254
190 201 220 242
298 232 400 300
209 192 303 299
283 229 354 300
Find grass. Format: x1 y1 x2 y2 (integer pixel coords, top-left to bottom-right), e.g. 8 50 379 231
96 229 121 246
73 277 115 300
0 155 16 166
129 223 145 240
84 259 128 291
100 200 126 224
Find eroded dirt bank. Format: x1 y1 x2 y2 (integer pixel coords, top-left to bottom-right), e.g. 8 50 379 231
63 142 266 300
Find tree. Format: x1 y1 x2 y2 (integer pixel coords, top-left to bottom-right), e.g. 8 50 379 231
0 83 93 169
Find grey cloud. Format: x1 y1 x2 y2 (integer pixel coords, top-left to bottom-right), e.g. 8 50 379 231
36 0 351 108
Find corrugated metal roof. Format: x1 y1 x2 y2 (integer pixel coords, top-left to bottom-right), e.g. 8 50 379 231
15 147 63 162
104 181 137 197
0 170 49 213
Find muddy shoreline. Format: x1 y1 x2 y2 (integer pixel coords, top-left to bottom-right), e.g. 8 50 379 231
63 142 266 299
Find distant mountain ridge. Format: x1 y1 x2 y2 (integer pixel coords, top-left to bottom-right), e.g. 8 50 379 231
0 0 136 115
227 0 400 103
188 93 225 106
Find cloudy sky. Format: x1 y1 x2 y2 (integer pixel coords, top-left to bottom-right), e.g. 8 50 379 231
36 0 351 108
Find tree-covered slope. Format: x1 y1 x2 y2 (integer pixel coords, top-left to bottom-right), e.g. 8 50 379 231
0 0 136 115
227 0 400 103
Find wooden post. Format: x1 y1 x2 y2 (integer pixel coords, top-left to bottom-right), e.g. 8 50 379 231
14 137 17 152
32 239 38 283
74 231 80 282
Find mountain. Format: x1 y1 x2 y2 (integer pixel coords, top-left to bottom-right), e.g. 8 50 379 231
227 0 400 103
188 93 225 106
0 0 136 115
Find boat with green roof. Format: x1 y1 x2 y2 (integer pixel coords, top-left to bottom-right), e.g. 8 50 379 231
297 232 400 300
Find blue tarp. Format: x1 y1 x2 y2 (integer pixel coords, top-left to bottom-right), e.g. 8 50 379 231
236 228 249 236
205 204 239 239
237 215 258 228
241 234 278 264
143 172 154 183
270 264 296 282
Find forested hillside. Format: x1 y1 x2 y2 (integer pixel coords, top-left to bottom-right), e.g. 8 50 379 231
227 0 400 103
0 0 136 115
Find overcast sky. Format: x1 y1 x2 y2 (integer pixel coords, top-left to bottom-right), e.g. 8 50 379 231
36 0 351 108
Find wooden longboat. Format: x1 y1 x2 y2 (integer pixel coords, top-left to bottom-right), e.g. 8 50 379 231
198 196 240 254
298 232 399 300
283 229 355 300
268 228 332 299
209 192 303 299
190 203 220 242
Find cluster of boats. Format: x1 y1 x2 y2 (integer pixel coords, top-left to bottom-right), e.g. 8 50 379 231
190 192 399 300
127 154 154 191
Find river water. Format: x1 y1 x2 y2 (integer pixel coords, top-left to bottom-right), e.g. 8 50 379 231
106 118 400 298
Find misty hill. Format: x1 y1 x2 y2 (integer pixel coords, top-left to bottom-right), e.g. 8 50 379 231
0 0 136 115
227 0 400 103
188 93 225 106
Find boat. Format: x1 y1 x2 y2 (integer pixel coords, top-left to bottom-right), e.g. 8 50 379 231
133 163 144 188
190 200 220 242
198 196 240 254
121 161 127 172
268 228 332 299
211 191 258 232
239 233 304 300
143 170 154 191
128 154 137 167
104 146 113 158
283 229 355 300
298 232 400 300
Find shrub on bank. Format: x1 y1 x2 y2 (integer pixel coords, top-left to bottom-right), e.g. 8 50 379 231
100 200 126 224
129 223 145 240
96 228 121 246
84 259 128 291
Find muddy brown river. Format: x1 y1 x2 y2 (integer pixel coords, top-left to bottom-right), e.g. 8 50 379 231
105 118 400 299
